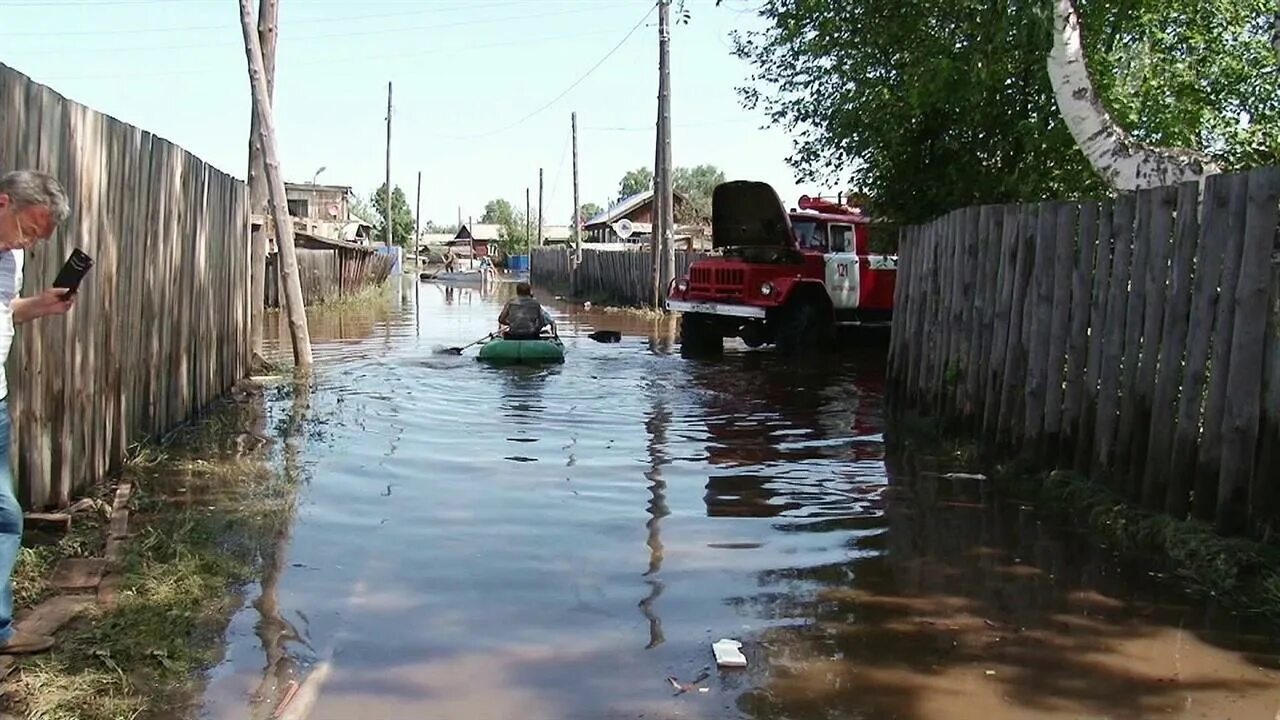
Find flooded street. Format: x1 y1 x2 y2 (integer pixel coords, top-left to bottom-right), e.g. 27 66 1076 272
199 280 1280 720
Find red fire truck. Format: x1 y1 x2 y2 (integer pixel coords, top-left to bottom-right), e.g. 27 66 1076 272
666 180 898 355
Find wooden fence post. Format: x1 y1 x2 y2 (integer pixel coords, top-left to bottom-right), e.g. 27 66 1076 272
1023 202 1058 446
1196 172 1251 520
1061 202 1099 460
1042 203 1078 453
1093 193 1136 478
1216 166 1280 535
1141 181 1200 509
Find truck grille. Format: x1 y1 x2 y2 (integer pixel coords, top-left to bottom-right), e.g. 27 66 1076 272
690 267 745 295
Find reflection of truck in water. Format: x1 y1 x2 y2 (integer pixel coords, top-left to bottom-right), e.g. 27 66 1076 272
665 181 898 355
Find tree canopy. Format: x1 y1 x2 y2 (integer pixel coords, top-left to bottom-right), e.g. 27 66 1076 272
731 0 1280 221
577 202 604 226
370 184 415 248
478 198 534 253
618 167 654 197
614 164 725 224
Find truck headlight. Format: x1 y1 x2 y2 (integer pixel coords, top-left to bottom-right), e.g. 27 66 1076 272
676 279 689 293
760 282 774 296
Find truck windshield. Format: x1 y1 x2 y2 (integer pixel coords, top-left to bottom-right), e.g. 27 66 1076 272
793 220 822 250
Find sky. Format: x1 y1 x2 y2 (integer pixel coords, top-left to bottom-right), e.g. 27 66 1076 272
0 0 828 228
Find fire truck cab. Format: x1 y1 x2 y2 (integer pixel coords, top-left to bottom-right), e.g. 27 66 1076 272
666 180 897 355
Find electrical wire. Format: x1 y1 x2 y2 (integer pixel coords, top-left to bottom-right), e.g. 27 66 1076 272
448 1 657 141
5 5 615 55
0 0 526 37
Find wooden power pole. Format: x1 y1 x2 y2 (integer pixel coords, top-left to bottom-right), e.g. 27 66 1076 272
385 81 393 248
656 0 675 299
414 170 422 270
239 0 312 368
572 111 581 266
650 83 662 307
537 167 543 250
247 0 278 361
525 187 531 256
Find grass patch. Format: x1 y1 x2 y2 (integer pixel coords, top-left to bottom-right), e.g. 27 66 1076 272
310 279 395 312
6 381 303 720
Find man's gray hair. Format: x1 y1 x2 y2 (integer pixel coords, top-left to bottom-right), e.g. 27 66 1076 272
0 170 71 225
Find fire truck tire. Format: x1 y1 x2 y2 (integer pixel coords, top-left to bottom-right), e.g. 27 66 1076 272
679 313 723 356
775 302 828 356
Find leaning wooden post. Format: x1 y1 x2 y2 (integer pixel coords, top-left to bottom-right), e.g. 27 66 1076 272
247 0 279 363
239 0 313 369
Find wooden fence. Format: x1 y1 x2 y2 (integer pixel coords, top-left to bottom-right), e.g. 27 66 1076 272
530 247 703 307
888 167 1280 537
1 63 250 509
265 245 394 307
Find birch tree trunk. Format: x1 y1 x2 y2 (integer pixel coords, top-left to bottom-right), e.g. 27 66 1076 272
1048 0 1220 190
247 0 278 364
239 0 313 370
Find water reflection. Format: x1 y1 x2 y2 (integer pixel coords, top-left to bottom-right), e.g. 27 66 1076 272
639 380 669 650
209 287 1280 720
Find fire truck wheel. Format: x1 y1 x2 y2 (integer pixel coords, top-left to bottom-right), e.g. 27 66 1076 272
679 313 723 357
775 302 827 356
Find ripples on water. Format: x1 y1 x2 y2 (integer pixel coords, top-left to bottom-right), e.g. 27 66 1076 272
202 279 1280 720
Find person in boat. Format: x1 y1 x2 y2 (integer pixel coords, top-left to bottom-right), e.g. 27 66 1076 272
443 247 457 273
498 282 555 340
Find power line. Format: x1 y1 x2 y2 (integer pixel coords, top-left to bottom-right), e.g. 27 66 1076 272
34 27 624 81
0 0 526 36
582 117 757 132
5 5 615 55
451 1 657 141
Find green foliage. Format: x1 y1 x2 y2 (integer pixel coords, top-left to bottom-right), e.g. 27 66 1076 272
370 183 416 248
483 198 535 254
672 164 725 223
732 0 1280 222
577 202 604 226
618 167 654 197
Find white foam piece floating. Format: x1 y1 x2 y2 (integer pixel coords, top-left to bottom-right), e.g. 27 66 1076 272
712 638 747 668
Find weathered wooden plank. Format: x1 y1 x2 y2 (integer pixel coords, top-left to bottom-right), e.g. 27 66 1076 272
954 207 980 417
1094 193 1137 477
1216 167 1280 535
1167 174 1232 518
1113 189 1157 488
1061 201 1099 458
1126 185 1176 499
1141 182 1200 510
1259 200 1280 534
999 205 1038 444
972 208 1000 410
1023 202 1059 444
1196 172 1251 520
962 207 990 419
1043 203 1078 447
983 206 1019 438
1074 202 1114 472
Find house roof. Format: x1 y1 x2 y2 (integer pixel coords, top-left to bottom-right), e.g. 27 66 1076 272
583 189 686 228
284 182 354 193
452 223 502 242
540 225 572 240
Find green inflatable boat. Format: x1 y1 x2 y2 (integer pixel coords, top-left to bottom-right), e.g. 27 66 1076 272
476 336 565 364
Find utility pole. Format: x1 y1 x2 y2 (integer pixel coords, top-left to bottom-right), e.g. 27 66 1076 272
537 167 544 250
656 0 675 300
572 112 581 266
239 0 312 369
414 170 422 270
650 86 662 307
246 0 278 363
385 81 393 248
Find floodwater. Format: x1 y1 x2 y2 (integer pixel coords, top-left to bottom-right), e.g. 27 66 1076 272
200 279 1280 720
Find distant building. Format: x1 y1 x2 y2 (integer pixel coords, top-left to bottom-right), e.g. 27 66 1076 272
539 224 573 246
581 189 687 243
282 182 373 244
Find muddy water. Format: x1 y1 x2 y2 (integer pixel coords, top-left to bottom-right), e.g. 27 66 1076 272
200 279 1280 720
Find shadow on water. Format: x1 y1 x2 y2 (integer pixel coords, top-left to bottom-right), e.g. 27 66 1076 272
205 282 1280 720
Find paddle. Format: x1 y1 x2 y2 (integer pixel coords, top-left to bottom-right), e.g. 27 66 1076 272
439 332 495 355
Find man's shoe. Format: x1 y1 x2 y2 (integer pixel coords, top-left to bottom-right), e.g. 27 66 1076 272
0 631 55 655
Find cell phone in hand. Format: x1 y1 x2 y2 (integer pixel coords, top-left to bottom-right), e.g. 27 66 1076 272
53 248 94 297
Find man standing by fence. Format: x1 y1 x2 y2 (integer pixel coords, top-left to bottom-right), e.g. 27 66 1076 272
0 170 74 654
